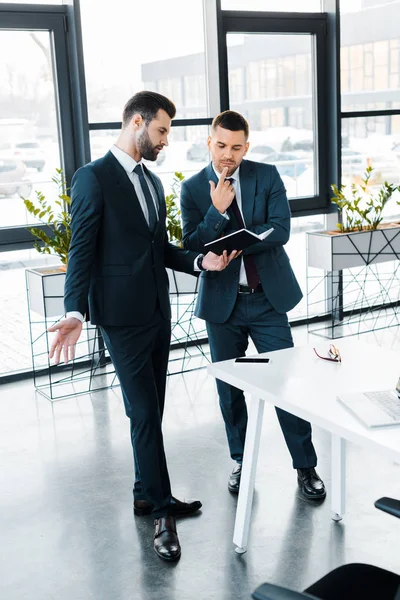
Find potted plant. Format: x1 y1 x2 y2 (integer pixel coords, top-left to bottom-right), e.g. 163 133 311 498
307 166 400 271
165 172 198 295
23 169 71 317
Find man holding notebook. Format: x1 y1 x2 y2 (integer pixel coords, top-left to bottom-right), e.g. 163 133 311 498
180 110 326 500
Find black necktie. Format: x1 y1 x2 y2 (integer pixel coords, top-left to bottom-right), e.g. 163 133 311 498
133 164 158 232
226 177 260 289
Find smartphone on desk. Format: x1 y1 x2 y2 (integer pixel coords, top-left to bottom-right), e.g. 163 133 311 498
235 357 270 363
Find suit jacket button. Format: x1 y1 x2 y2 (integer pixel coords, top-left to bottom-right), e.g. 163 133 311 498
214 224 219 230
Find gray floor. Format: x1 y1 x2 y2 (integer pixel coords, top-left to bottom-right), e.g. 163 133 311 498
1 326 400 600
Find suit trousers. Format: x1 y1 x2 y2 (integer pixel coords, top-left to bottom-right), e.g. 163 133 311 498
101 308 172 517
206 290 317 469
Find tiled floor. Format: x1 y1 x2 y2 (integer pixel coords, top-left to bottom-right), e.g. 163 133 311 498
0 325 399 600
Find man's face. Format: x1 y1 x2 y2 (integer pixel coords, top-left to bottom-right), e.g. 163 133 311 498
208 126 249 176
137 109 171 161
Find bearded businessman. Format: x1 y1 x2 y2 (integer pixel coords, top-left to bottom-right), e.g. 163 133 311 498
47 92 238 561
180 110 326 501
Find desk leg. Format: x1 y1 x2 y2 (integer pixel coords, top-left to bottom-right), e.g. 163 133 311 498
331 434 346 522
233 395 265 554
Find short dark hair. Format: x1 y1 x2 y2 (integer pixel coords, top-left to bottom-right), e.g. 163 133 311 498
122 91 176 127
211 110 249 139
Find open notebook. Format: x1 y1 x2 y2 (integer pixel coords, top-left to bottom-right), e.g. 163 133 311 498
204 227 274 255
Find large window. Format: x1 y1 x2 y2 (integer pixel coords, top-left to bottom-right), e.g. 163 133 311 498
0 0 63 3
89 126 211 193
0 30 63 228
0 248 59 376
221 0 321 10
220 12 328 213
227 33 315 200
340 1 400 113
341 117 400 210
340 0 400 190
79 0 208 123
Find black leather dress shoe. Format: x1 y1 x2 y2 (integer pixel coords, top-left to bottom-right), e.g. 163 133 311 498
134 496 202 517
153 516 181 561
297 467 326 500
228 463 242 494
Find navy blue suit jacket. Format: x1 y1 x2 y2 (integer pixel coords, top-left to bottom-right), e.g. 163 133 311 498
64 151 197 326
180 160 302 323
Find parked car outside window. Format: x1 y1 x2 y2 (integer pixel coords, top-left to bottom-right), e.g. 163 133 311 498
0 158 32 197
0 140 45 171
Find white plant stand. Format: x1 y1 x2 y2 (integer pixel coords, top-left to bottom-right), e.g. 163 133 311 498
26 267 209 400
306 226 400 338
26 266 117 401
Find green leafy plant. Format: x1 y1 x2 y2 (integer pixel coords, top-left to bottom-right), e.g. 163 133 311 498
331 165 400 233
22 168 71 265
23 168 185 264
165 171 185 245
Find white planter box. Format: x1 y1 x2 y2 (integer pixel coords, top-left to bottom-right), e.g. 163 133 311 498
307 224 400 271
167 268 198 294
26 267 197 319
26 266 66 318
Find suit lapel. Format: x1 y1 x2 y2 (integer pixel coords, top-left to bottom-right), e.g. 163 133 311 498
105 152 151 238
239 160 256 227
205 162 218 189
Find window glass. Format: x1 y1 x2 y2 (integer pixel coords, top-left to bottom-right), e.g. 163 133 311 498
287 214 326 321
80 0 208 122
0 248 59 376
340 1 400 111
341 117 400 218
0 0 63 3
89 124 210 199
227 33 316 199
0 31 62 228
221 0 321 10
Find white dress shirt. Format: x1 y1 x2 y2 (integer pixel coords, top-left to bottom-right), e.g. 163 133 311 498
67 145 200 323
110 145 160 224
212 164 248 286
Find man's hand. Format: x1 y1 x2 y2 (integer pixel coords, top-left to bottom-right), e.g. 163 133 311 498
209 166 235 214
203 250 241 271
48 317 83 365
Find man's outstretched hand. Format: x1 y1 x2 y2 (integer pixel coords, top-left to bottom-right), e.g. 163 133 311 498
48 317 83 364
202 250 241 271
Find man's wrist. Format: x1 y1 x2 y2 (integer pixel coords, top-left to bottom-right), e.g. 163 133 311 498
215 206 229 216
196 254 207 271
66 311 85 323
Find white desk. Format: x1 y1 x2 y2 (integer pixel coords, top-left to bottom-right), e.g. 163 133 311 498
208 338 400 554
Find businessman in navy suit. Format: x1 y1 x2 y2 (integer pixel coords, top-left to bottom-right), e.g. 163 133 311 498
180 111 326 500
47 92 238 561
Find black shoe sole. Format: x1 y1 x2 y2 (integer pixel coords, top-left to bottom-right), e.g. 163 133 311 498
154 547 181 562
134 502 202 517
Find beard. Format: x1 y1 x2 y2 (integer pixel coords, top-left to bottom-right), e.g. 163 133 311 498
215 160 237 176
137 127 161 161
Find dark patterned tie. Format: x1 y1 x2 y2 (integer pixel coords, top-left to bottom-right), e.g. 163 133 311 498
226 178 260 289
133 164 158 232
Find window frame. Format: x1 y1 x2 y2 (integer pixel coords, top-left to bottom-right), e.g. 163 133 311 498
216 10 329 215
0 3 86 251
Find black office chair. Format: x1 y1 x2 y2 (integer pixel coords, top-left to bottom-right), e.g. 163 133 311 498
252 497 400 600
